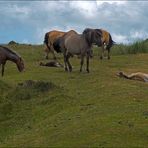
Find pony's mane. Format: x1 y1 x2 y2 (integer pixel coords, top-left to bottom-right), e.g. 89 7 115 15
82 28 92 35
82 28 94 47
0 45 21 58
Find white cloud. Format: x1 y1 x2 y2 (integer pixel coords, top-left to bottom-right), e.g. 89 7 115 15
130 30 148 39
0 1 148 44
2 4 30 18
112 34 129 44
96 0 126 6
70 1 98 18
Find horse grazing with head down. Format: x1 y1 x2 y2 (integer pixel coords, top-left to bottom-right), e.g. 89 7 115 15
83 28 115 59
53 29 101 73
0 46 24 76
44 30 66 59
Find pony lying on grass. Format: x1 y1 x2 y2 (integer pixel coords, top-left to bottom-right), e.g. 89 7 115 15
0 45 24 76
39 61 63 68
117 71 148 82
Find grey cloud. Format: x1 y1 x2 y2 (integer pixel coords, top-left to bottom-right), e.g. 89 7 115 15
0 1 148 44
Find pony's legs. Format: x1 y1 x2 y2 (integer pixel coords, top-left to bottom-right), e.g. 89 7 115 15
2 64 5 77
100 45 105 59
86 54 89 73
107 48 110 59
44 46 49 59
66 54 72 72
45 54 49 59
50 45 57 60
80 55 84 72
64 54 68 71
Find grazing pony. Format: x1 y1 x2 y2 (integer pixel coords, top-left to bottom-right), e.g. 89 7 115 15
44 30 65 59
0 46 24 76
83 28 115 59
53 29 101 72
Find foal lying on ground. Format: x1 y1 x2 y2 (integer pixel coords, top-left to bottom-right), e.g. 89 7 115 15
39 61 63 68
117 71 148 82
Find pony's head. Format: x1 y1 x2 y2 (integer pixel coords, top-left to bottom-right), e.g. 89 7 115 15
83 28 102 46
16 57 25 72
116 71 125 77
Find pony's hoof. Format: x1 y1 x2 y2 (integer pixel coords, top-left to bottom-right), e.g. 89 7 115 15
100 56 103 60
65 67 68 71
69 68 72 72
108 56 110 60
86 69 89 73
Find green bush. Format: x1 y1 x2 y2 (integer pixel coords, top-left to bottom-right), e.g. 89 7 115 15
111 39 148 55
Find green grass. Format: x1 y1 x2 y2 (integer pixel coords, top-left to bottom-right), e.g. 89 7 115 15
0 43 148 147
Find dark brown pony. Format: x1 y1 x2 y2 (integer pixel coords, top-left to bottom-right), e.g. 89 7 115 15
44 30 65 59
83 28 115 59
0 46 24 76
39 61 63 68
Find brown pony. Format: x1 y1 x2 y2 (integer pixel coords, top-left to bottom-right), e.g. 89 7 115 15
0 46 24 76
83 28 115 59
53 29 101 72
44 30 65 59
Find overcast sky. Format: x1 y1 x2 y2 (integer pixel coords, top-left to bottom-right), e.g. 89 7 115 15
0 1 148 44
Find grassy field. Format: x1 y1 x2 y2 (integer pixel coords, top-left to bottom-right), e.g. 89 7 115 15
0 43 148 147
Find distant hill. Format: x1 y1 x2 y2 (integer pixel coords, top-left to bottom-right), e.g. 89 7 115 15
8 40 18 45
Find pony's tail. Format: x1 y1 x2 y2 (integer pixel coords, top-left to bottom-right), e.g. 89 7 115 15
44 32 49 46
109 34 116 45
53 38 62 53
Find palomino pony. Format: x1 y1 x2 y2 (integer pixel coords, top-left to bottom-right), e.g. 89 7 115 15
53 29 102 72
117 71 148 82
0 46 24 76
83 28 115 59
44 30 65 59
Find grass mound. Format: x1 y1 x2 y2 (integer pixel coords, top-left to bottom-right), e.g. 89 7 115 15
0 80 10 92
18 80 55 92
0 80 56 122
6 80 56 100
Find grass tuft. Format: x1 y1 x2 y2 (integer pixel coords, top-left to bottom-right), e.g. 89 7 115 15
5 80 56 101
